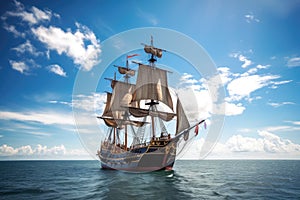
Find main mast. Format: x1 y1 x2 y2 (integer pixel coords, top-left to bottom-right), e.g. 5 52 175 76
141 36 166 139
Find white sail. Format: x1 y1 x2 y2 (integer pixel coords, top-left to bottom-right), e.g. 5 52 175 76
102 92 112 117
110 81 135 112
176 98 190 135
132 64 173 111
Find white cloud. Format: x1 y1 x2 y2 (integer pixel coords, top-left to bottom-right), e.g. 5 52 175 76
181 64 290 117
32 24 101 71
3 24 25 38
71 93 106 112
263 125 300 132
177 87 212 121
9 60 30 74
241 67 257 77
217 67 233 85
217 102 245 116
4 0 54 25
269 80 292 89
229 52 252 68
0 110 74 125
12 40 42 57
226 134 264 152
239 54 252 68
31 6 52 22
47 64 67 77
256 64 270 69
177 72 245 117
268 101 295 108
237 128 252 133
245 13 260 23
181 131 300 159
286 121 300 126
287 57 300 67
0 144 90 159
3 1 99 73
258 130 300 153
180 73 198 85
227 74 280 101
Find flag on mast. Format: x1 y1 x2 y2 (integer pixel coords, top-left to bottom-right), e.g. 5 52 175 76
127 54 139 58
195 124 199 136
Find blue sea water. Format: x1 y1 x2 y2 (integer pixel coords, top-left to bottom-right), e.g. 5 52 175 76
0 160 300 199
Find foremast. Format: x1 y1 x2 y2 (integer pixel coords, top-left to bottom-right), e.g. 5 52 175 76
98 54 141 151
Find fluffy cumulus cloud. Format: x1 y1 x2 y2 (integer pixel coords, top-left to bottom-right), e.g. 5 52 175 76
230 53 252 68
9 60 30 74
32 24 101 71
216 102 245 116
181 131 300 159
0 144 90 159
3 0 55 25
177 52 291 118
47 64 67 77
2 0 101 74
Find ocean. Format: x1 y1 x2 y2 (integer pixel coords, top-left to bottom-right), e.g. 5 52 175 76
0 160 299 199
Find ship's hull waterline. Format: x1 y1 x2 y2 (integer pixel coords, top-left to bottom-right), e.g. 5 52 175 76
98 140 177 172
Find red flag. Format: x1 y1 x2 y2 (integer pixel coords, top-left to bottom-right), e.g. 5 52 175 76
195 124 199 136
127 54 139 58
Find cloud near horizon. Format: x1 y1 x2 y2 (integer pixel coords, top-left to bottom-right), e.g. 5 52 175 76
0 144 89 159
182 130 300 160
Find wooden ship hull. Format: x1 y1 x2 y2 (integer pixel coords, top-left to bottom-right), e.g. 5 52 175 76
98 137 177 171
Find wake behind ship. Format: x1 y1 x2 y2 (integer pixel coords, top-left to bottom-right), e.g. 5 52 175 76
97 37 205 172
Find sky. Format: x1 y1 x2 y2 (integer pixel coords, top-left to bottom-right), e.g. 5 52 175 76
0 0 300 160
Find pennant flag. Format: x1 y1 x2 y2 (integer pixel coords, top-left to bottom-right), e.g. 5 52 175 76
195 124 199 136
204 121 207 130
127 54 139 58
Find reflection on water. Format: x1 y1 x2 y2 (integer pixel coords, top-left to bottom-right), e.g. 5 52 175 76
97 169 192 199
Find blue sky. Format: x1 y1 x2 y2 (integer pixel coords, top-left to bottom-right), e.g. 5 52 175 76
0 0 300 159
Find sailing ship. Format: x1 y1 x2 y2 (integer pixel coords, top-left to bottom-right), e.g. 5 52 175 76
97 37 206 172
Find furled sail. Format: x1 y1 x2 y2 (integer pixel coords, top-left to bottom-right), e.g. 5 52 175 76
117 66 135 77
132 65 173 110
144 45 163 58
102 117 118 127
99 116 145 128
129 107 175 121
176 98 190 135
